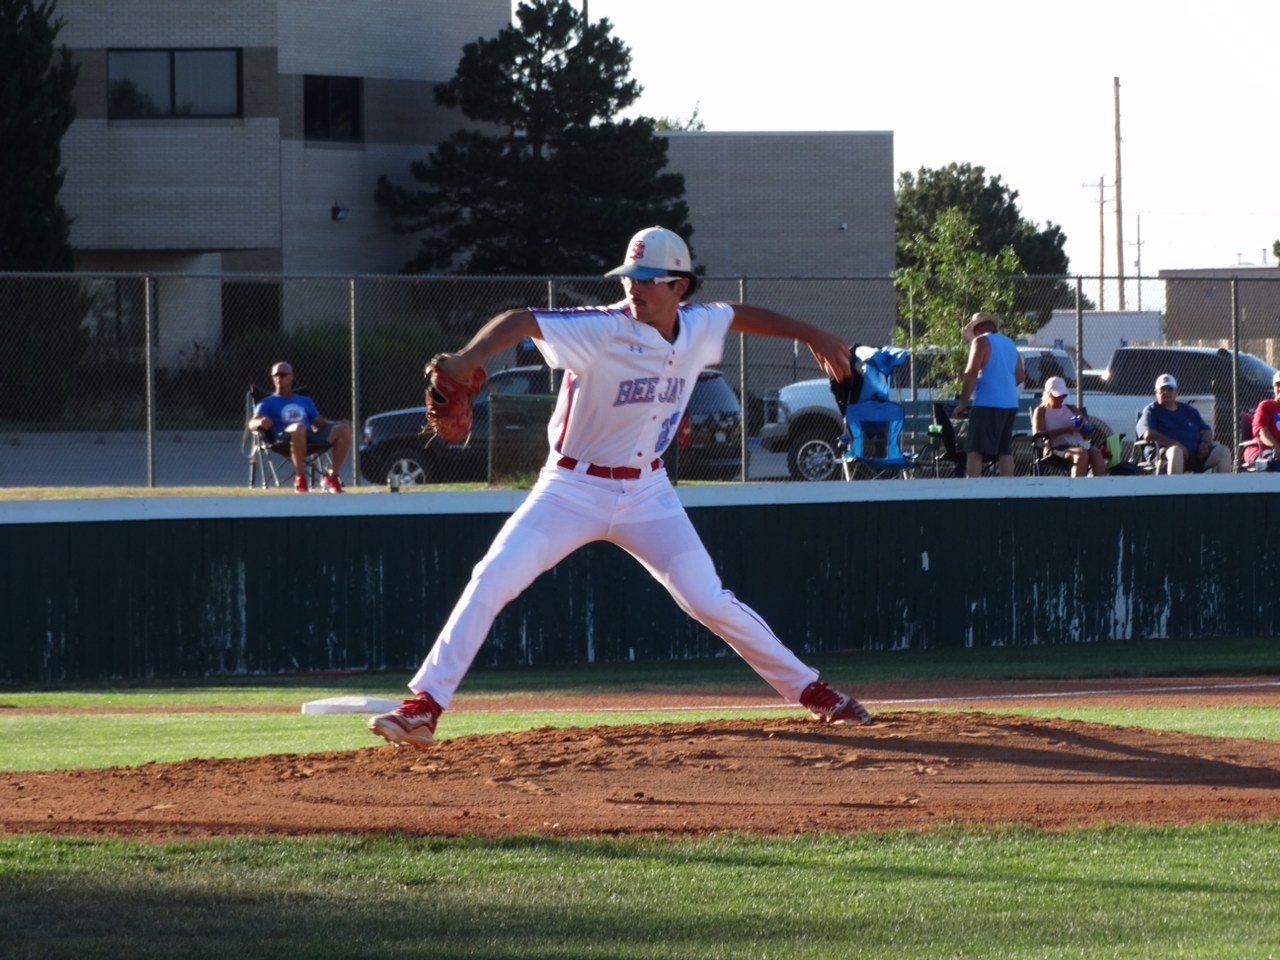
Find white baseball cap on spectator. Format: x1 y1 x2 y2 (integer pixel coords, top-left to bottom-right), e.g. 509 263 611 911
1155 374 1178 390
1045 376 1069 398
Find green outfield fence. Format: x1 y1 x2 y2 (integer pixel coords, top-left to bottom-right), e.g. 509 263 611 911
2 270 1278 487
2 477 1279 683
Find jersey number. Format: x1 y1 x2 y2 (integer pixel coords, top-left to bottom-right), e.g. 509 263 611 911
655 411 681 453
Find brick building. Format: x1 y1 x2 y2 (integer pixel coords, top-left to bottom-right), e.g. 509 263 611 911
52 1 895 357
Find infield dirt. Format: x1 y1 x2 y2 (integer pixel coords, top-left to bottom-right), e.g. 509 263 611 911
4 677 1280 840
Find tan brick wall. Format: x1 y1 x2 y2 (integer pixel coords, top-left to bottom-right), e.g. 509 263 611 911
664 132 895 278
63 119 282 251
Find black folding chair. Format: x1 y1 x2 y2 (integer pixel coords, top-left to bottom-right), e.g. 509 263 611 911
244 385 335 489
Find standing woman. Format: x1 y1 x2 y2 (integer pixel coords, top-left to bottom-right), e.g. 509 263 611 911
1031 376 1108 477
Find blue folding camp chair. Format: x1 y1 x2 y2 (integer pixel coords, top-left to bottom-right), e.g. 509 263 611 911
832 345 922 480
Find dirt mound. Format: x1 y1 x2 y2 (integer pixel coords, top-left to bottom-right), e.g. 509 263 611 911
6 710 1280 840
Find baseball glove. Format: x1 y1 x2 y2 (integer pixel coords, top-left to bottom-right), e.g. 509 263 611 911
422 354 487 443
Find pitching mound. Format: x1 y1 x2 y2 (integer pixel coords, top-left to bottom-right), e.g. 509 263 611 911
6 709 1280 840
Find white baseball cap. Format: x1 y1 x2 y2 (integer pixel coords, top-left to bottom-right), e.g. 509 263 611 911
1045 376 1069 397
1155 374 1178 390
606 226 691 279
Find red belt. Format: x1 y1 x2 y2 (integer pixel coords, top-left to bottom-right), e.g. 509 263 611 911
557 456 662 480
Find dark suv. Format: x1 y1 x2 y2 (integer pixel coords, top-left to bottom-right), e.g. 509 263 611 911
358 366 742 485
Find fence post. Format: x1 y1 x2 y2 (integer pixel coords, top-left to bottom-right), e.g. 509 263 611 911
1075 276 1084 409
738 277 749 482
349 276 360 487
1231 278 1240 472
144 275 155 488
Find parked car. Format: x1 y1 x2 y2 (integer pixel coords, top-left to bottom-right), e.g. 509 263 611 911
359 366 742 485
761 346 1075 481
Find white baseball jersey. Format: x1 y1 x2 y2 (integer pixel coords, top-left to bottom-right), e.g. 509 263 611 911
531 300 735 468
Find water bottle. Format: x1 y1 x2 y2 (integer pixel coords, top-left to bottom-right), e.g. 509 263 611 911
1071 415 1083 427
388 474 400 493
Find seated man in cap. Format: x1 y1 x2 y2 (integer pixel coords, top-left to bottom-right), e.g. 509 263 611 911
1137 374 1231 474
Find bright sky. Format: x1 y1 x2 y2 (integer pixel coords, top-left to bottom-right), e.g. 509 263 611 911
536 0 1280 279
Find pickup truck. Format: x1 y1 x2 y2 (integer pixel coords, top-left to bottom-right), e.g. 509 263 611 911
1080 345 1276 447
761 346 1077 481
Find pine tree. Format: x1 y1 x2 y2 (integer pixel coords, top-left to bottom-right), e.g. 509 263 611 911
0 0 88 422
376 0 691 275
0 0 78 271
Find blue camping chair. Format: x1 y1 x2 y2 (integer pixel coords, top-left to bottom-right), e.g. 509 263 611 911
832 345 922 480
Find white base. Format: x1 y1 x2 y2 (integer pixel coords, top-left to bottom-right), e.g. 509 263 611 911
301 695 401 715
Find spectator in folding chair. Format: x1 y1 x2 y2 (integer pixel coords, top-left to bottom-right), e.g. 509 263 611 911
247 361 352 493
1030 376 1108 477
1244 368 1280 471
1137 374 1231 475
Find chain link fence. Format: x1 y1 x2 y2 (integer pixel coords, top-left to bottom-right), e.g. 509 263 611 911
1 272 1277 487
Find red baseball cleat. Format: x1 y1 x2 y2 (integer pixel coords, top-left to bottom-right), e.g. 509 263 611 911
368 691 444 747
800 680 873 725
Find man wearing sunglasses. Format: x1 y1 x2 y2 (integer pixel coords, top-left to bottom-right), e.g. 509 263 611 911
369 226 875 748
248 361 352 492
1137 373 1231 474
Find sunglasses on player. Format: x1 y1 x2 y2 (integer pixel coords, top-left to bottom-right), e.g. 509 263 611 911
622 275 683 286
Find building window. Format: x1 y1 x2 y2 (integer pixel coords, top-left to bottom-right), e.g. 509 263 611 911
108 49 241 119
304 75 362 141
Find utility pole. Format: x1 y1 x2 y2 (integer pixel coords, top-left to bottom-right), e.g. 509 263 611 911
1114 77 1126 309
1128 214 1145 310
1083 177 1113 309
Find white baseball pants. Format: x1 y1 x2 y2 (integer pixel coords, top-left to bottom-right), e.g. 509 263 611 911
408 464 819 707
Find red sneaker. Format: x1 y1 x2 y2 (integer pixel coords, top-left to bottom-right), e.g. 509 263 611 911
367 691 444 747
800 681 873 725
294 475 309 493
321 470 344 494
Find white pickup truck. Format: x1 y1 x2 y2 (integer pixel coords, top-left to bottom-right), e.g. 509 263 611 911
1074 345 1280 446
761 346 1078 481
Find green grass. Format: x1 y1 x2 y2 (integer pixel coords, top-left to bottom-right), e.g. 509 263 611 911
3 825 1278 959
4 642 1280 958
970 705 1280 742
5 635 1279 705
4 704 1278 774
3 638 1279 771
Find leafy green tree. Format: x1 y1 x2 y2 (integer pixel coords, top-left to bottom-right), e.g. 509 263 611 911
653 102 705 132
1273 239 1279 264
376 0 691 275
896 163 1079 324
0 0 89 423
896 163 1068 274
892 208 1028 392
0 0 77 271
